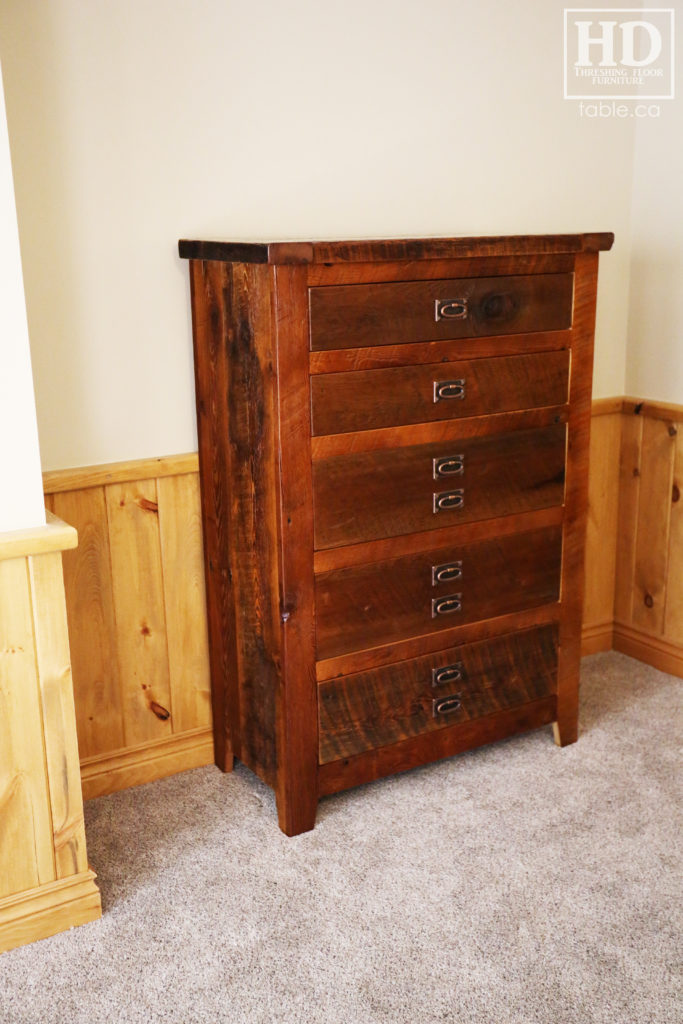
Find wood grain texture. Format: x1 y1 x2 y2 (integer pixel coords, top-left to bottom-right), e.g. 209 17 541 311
583 412 621 633
0 520 101 952
105 480 174 746
554 251 598 747
614 622 683 676
43 453 199 494
311 405 567 459
622 397 683 423
179 233 613 265
664 429 683 643
316 605 562 681
314 506 564 574
614 411 643 625
223 262 281 784
79 728 213 801
0 869 100 955
310 331 570 373
189 259 239 772
315 526 562 661
49 487 124 758
309 274 574 351
157 474 212 734
612 401 683 672
313 425 566 549
307 255 576 288
318 696 557 797
0 557 55 898
310 351 569 436
318 626 558 763
28 552 88 880
0 512 76 562
631 417 676 634
272 264 320 835
190 260 282 786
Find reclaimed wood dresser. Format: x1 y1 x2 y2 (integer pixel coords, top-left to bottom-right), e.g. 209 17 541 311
179 233 614 835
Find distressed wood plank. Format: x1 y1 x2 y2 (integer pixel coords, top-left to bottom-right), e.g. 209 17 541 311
28 552 88 879
631 417 676 634
554 251 598 747
309 273 574 351
50 487 124 758
157 474 212 734
319 626 558 763
0 558 55 898
273 264 319 835
105 480 173 746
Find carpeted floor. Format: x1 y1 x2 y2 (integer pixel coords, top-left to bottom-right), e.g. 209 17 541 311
0 652 680 1024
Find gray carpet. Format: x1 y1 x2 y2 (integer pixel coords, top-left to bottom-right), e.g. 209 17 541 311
0 652 680 1024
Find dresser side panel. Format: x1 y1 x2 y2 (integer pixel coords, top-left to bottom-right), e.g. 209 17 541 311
189 260 281 783
556 251 599 744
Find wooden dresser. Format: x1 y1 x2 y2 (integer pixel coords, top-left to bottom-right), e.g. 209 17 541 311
179 233 614 835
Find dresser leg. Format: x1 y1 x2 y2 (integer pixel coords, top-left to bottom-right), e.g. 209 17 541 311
276 790 318 837
553 718 578 746
217 751 234 772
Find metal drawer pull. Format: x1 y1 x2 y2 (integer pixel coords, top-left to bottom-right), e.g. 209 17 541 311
433 489 464 513
432 694 462 717
433 379 466 403
433 454 465 479
435 298 468 321
432 662 463 687
431 560 462 586
431 594 462 618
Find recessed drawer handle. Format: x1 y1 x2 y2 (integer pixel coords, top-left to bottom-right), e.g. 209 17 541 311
432 662 463 687
431 594 462 618
433 489 464 513
432 694 462 717
432 560 462 586
433 378 466 403
435 298 468 321
433 454 465 478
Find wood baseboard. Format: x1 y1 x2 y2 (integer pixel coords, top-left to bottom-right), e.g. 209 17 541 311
581 620 614 655
613 622 683 679
0 870 101 955
80 728 214 800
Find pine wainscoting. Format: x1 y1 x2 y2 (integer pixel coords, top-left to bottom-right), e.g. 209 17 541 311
614 398 683 676
42 398 682 796
44 459 212 799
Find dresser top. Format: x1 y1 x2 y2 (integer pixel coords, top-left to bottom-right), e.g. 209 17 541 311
178 233 614 266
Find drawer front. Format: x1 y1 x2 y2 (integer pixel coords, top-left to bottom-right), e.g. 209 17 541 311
315 525 562 661
313 424 566 549
310 350 569 436
318 625 558 763
309 273 573 351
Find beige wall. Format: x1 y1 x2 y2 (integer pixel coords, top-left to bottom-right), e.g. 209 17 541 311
0 62 45 530
0 1 655 471
625 95 683 402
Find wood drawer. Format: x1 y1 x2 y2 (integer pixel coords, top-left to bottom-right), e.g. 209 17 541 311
313 423 566 549
318 625 558 763
310 350 569 435
309 273 574 351
315 525 562 661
